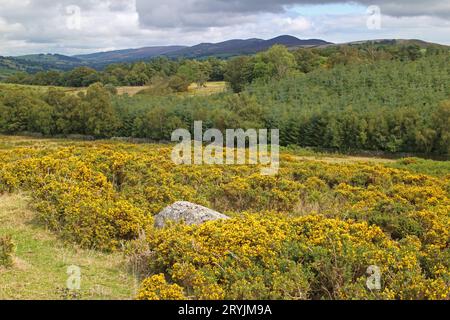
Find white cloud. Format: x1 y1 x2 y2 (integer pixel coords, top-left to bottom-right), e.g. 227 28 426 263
0 17 23 33
273 16 313 33
0 0 448 56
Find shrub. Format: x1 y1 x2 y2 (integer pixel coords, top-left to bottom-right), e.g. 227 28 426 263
136 274 186 300
0 137 449 299
104 84 118 95
168 75 191 92
137 214 450 300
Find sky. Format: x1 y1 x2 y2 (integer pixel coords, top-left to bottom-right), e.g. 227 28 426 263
0 0 449 56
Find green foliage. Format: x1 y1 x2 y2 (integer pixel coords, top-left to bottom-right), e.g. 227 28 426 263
294 49 322 73
1 47 449 156
63 67 100 87
224 56 253 93
253 45 297 80
5 57 216 89
82 83 119 137
0 82 119 138
1 138 449 298
177 60 211 87
389 158 450 177
104 84 118 95
168 75 191 92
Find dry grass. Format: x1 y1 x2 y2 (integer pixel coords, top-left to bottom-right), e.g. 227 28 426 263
116 86 149 96
46 81 227 97
185 81 227 96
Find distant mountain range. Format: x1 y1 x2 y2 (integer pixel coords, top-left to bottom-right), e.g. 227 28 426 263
73 46 187 65
1 36 330 72
0 36 448 79
71 35 331 65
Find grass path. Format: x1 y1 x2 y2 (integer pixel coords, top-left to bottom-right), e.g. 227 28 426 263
0 193 137 300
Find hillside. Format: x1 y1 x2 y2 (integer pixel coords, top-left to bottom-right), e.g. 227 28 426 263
73 46 187 66
1 51 449 156
164 35 331 59
317 39 450 50
0 54 87 81
14 54 85 69
0 135 449 299
3 37 448 80
0 56 54 80
0 35 330 77
74 35 330 63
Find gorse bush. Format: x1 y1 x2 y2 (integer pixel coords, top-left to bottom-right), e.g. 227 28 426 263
0 136 449 299
0 144 154 250
137 214 449 300
136 274 186 300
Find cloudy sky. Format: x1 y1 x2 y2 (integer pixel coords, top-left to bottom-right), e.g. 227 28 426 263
0 0 449 56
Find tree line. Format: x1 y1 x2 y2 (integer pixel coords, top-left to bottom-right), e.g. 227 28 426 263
5 57 226 91
0 45 450 154
5 42 445 94
1 50 449 155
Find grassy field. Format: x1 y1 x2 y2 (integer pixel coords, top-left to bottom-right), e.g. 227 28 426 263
0 193 136 300
0 81 227 97
0 83 57 93
185 81 227 96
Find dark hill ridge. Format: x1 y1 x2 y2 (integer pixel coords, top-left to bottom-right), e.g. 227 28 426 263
315 39 450 49
72 35 331 63
16 53 82 63
164 35 331 59
0 35 332 78
1 37 447 79
74 46 187 64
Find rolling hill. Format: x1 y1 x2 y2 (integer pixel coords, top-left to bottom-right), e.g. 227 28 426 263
73 46 187 65
0 35 330 77
1 36 448 80
12 54 86 71
163 35 330 59
72 35 331 64
0 55 79 80
8 35 330 68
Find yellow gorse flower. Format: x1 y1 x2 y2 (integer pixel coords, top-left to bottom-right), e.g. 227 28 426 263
0 137 449 299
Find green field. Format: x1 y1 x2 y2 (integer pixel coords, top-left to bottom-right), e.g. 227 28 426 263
0 192 136 300
0 81 227 97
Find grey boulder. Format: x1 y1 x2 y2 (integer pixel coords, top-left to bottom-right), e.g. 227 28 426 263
154 201 229 228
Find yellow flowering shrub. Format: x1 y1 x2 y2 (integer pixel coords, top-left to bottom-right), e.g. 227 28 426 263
136 274 186 300
137 214 449 300
0 136 449 298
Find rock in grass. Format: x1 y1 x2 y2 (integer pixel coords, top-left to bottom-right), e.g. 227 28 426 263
154 201 229 228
